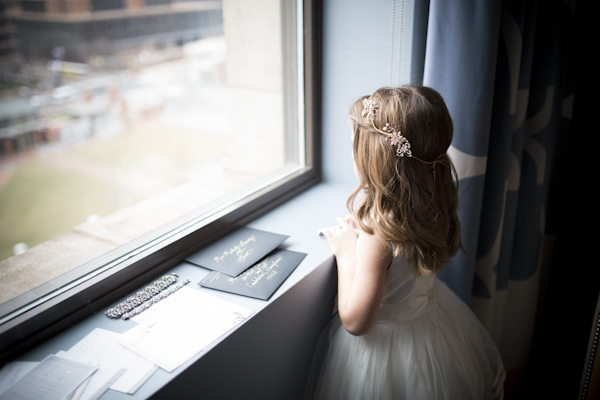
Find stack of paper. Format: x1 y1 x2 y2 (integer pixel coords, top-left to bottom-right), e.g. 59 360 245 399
119 286 253 372
0 355 97 400
0 329 157 400
57 328 158 397
0 227 303 397
0 287 253 398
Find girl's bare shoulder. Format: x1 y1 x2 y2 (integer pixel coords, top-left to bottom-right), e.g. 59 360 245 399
357 230 393 267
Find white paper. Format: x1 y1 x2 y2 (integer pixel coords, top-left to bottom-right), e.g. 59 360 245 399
67 374 92 400
0 355 97 400
0 361 38 396
56 349 122 400
60 328 157 396
119 287 253 372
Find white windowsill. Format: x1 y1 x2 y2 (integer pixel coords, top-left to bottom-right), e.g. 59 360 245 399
9 181 352 399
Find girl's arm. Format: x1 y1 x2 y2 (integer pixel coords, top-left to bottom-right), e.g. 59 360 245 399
322 216 392 336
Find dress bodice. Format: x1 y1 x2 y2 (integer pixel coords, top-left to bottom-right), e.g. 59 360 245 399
377 254 438 324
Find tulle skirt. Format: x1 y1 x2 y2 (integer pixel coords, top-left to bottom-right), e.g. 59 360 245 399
305 280 505 400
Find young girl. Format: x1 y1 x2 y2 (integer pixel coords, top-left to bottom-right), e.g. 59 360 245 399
306 86 505 399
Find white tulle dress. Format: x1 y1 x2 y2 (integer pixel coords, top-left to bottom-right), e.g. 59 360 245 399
305 254 506 400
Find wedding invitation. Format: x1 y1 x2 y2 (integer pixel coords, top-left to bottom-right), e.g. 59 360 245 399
0 355 97 400
185 227 289 277
199 249 307 300
118 287 253 372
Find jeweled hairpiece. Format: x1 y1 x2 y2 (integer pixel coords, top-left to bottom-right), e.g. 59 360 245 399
383 123 412 157
362 97 412 158
362 98 379 122
359 94 449 183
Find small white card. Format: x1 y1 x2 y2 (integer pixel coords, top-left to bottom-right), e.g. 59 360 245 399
0 355 97 400
0 361 37 396
119 286 253 372
59 328 157 396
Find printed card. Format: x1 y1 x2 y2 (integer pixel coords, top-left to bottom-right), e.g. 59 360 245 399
185 227 289 277
199 249 307 300
0 355 97 400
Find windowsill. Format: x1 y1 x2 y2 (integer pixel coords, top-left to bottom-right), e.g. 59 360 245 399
8 180 352 399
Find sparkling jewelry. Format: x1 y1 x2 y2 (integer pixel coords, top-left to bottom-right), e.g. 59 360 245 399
105 273 179 319
383 122 412 157
120 279 191 320
362 97 413 158
359 91 449 184
361 97 379 122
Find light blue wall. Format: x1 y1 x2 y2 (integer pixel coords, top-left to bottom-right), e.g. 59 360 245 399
321 0 389 187
321 0 427 187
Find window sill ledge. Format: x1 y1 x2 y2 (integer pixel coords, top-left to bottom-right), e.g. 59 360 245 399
11 181 352 399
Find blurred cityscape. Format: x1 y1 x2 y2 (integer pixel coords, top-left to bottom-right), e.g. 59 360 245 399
0 0 235 302
0 0 223 157
0 0 291 307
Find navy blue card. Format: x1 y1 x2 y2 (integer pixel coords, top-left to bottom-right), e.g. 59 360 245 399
185 227 289 277
198 249 307 300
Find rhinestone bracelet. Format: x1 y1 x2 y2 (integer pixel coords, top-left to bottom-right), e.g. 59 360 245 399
105 273 179 319
121 278 191 320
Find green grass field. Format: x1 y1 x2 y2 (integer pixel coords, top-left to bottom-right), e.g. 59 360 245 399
0 161 124 260
0 124 225 261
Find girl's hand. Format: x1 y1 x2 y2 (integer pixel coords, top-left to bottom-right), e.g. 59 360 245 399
341 214 359 233
321 216 359 262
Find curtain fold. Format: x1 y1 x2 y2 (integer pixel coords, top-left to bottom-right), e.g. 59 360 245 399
423 0 576 389
423 0 503 302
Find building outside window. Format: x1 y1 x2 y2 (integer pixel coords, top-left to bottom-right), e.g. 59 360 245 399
0 0 312 344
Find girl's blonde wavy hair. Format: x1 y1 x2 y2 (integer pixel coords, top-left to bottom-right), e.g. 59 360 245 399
347 85 462 276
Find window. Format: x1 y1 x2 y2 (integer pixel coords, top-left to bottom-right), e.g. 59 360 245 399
0 0 318 362
90 0 124 11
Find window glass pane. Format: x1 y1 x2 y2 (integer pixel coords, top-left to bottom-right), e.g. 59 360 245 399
0 0 302 311
90 0 124 11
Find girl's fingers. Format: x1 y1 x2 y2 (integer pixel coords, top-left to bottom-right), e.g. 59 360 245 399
336 217 348 229
318 216 359 238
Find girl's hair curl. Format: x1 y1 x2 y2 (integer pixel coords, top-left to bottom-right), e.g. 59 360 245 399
347 85 462 275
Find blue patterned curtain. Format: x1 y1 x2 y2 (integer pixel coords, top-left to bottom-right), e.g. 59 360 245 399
423 0 576 394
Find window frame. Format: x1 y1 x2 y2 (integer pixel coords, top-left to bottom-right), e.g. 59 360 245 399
0 0 322 365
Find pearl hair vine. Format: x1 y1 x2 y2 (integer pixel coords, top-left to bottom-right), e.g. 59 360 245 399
361 97 412 158
359 94 450 183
